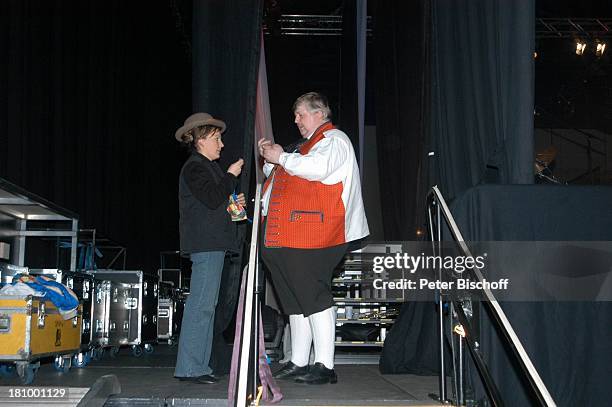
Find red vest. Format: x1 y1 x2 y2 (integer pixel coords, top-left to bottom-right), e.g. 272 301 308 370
263 122 346 249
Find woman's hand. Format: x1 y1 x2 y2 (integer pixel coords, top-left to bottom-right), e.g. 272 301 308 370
227 158 244 176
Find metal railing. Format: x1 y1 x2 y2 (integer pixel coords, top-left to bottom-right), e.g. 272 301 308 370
426 186 556 406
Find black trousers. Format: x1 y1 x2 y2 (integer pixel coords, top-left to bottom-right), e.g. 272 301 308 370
261 243 348 317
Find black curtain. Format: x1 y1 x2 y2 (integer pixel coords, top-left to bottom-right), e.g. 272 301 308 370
264 35 342 148
338 0 359 153
192 0 263 374
1 1 191 273
382 184 612 405
192 0 262 211
373 0 429 240
430 0 535 200
450 185 612 406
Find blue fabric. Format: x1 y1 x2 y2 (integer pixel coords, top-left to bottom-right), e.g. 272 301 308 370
15 275 79 313
59 240 102 270
174 251 226 377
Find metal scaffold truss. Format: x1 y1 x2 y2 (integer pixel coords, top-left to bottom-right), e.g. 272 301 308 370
263 14 373 37
536 18 612 39
264 15 611 39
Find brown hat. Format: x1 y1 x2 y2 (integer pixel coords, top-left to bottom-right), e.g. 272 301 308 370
175 112 226 142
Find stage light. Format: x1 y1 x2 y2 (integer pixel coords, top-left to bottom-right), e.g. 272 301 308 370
596 42 606 57
534 51 538 59
575 41 587 55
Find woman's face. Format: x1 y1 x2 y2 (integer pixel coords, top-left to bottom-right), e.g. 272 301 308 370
197 128 224 160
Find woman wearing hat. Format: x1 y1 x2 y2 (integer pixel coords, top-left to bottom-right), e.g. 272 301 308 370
173 112 246 384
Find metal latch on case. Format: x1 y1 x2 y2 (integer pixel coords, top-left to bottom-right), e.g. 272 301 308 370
125 298 138 309
37 302 46 328
0 314 10 333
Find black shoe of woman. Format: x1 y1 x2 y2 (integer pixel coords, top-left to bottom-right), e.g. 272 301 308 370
175 374 218 384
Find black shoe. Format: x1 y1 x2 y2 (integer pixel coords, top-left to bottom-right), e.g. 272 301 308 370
294 362 337 384
273 362 309 379
175 374 218 384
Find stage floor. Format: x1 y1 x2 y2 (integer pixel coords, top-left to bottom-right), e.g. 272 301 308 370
0 345 441 406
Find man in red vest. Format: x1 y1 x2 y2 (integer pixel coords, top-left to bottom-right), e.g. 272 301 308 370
259 92 369 384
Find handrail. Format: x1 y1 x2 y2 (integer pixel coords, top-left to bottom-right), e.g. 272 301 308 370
427 186 556 407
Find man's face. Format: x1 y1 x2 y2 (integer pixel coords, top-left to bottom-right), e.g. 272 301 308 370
294 103 324 138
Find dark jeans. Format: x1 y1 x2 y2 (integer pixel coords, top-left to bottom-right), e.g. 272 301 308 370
174 251 225 377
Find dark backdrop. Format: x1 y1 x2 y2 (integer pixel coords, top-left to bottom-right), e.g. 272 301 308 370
264 36 342 148
338 0 359 154
1 1 191 273
192 0 263 245
452 185 612 406
191 0 263 373
372 0 429 240
430 0 535 200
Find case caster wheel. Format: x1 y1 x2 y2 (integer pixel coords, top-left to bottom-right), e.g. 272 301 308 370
21 366 35 384
144 344 154 355
131 345 143 358
73 352 90 368
53 355 72 373
0 363 16 377
92 347 105 361
109 346 120 358
17 362 39 385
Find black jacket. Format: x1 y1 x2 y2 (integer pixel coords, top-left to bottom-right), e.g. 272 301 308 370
178 152 240 254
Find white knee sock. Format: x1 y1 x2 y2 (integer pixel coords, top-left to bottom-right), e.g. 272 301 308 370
289 314 312 367
308 307 336 369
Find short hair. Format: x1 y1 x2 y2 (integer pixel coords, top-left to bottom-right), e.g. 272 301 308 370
292 92 332 120
180 125 221 151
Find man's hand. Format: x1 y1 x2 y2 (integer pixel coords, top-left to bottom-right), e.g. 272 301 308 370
227 158 244 176
260 140 284 165
257 138 271 157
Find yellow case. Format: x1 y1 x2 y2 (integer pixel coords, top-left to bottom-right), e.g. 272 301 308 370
0 295 82 361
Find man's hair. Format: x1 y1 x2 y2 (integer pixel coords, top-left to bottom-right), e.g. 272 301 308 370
292 92 332 120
